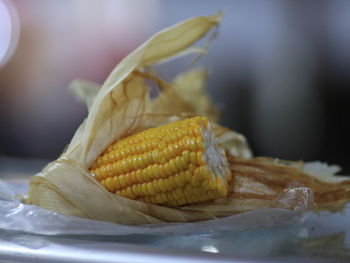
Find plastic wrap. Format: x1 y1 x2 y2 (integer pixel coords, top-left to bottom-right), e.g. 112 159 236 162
2 180 350 261
1 180 310 236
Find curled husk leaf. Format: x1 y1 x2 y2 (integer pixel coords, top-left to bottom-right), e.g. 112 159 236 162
27 14 350 225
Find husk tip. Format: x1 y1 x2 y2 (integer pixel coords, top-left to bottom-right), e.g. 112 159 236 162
212 11 224 23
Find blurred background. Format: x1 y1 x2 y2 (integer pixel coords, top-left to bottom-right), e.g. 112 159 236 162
0 0 349 174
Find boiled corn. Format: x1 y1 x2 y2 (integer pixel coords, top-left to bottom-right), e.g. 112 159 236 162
89 116 231 206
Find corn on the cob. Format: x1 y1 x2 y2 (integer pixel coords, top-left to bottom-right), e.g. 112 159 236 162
89 116 232 206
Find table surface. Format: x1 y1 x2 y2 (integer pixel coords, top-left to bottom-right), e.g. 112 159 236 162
0 157 349 263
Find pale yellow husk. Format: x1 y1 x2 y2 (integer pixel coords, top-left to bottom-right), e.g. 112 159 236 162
27 13 350 225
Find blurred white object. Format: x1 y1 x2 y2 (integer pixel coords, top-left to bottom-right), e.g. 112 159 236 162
0 0 19 67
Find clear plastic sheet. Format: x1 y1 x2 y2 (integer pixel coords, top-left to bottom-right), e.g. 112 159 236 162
0 180 309 236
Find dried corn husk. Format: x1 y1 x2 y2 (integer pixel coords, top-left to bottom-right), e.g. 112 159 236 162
26 14 350 225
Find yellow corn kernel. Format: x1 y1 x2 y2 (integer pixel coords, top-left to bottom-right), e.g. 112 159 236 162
142 168 151 182
112 176 122 191
197 151 205 166
119 175 127 188
191 176 201 187
168 159 178 174
105 177 115 192
131 156 139 170
131 184 139 197
141 183 149 196
216 176 228 196
190 152 198 165
183 170 192 183
174 173 185 188
174 156 184 171
93 168 102 180
124 173 133 186
125 187 135 199
182 150 191 165
163 178 173 192
135 169 143 183
168 176 177 191
146 182 156 196
157 178 165 192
